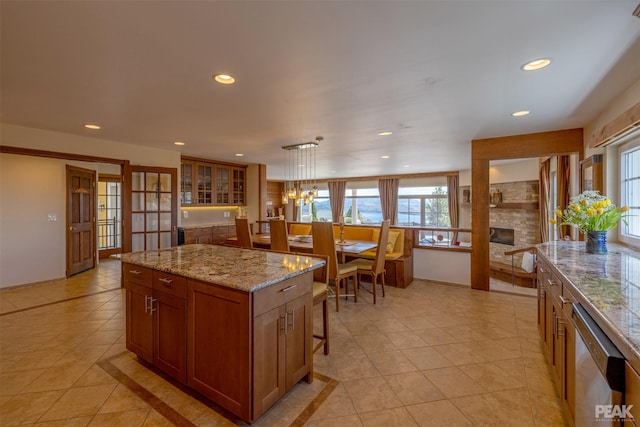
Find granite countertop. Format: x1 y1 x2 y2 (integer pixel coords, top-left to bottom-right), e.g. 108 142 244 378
119 244 325 292
537 240 640 365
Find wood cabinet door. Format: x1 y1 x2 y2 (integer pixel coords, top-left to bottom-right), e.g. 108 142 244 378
153 290 186 382
125 282 153 362
253 304 286 417
216 166 230 204
537 284 546 342
187 279 250 420
285 293 312 389
197 164 213 204
551 298 564 385
180 162 194 205
232 167 245 205
562 314 575 425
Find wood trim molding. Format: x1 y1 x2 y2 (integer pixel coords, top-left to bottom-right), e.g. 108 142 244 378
0 145 128 165
589 102 640 148
181 155 248 169
324 171 459 183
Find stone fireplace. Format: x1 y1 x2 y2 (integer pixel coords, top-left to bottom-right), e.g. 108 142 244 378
489 180 540 266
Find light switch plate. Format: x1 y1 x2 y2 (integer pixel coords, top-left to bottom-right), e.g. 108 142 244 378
224 212 230 218
183 211 189 218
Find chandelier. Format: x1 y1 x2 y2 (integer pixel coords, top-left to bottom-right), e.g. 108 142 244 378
282 136 322 205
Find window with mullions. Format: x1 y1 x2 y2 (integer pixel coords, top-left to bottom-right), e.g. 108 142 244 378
344 187 382 224
397 186 450 227
620 139 640 244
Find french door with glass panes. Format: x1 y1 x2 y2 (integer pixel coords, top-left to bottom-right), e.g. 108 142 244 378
129 166 177 252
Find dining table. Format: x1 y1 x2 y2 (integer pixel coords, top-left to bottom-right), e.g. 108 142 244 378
245 234 378 262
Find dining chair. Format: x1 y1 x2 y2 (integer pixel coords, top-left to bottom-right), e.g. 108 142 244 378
311 254 330 355
234 217 253 249
269 219 290 252
346 219 390 304
311 221 358 312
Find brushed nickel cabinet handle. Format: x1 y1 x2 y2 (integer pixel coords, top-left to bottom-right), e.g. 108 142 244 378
129 270 142 275
559 295 571 305
288 310 295 330
159 277 173 288
280 285 297 292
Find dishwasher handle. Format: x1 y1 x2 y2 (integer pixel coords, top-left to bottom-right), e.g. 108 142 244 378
572 303 625 392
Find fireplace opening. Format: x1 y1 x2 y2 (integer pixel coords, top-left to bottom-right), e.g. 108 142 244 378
490 227 515 246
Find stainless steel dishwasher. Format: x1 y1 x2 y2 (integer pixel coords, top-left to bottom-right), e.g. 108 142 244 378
572 303 626 426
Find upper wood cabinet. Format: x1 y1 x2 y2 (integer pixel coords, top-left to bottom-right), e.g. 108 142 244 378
181 158 246 206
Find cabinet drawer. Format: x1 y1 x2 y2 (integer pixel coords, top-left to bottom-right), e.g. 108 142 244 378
123 263 152 286
253 273 312 318
153 270 187 299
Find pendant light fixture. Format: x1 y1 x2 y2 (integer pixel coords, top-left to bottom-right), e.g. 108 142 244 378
282 136 322 206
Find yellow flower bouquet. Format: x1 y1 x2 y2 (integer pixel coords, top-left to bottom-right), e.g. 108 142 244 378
551 190 629 232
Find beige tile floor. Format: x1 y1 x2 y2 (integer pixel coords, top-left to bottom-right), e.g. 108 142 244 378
0 258 567 426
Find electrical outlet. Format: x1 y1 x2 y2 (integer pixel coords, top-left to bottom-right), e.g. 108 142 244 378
183 211 189 219
224 211 230 218
47 214 57 221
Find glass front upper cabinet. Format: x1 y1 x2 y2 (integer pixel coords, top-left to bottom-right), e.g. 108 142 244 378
180 159 246 206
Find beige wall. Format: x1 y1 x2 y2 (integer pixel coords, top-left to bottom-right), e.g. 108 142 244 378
0 124 181 288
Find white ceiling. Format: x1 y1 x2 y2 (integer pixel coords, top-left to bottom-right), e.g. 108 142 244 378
2 1 640 180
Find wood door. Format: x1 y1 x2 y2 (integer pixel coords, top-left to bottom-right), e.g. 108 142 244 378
285 293 312 389
153 290 186 382
66 165 96 276
128 166 178 252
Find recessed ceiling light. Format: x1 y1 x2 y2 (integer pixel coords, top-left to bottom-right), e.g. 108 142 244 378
213 74 236 84
381 155 390 159
174 141 185 146
330 170 336 174
521 58 551 71
511 110 531 117
378 131 393 136
84 124 100 130
235 153 244 157
403 165 410 168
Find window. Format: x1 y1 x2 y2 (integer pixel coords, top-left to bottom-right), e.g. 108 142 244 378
620 138 640 245
299 189 332 222
97 178 122 250
398 186 449 227
344 187 382 224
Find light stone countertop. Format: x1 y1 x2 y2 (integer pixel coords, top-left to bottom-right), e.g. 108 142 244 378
119 244 325 292
537 240 640 366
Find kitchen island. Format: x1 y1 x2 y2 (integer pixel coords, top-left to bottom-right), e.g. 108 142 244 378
537 240 640 425
119 244 325 423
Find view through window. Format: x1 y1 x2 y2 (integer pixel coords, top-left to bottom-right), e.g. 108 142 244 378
298 180 452 227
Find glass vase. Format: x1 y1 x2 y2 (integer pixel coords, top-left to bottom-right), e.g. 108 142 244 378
585 230 607 254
